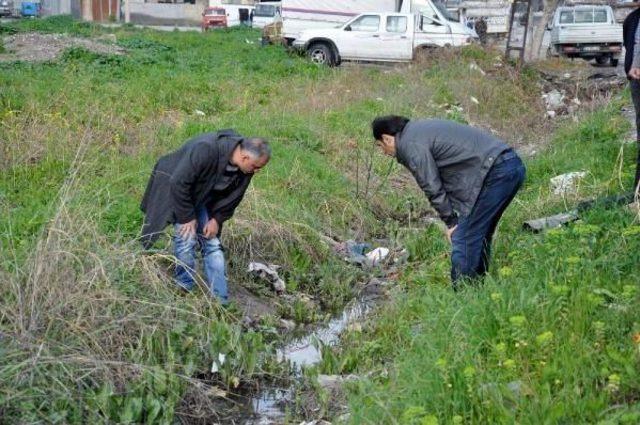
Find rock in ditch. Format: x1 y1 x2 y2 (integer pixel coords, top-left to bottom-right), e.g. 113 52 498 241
248 262 286 294
279 319 296 331
317 374 358 392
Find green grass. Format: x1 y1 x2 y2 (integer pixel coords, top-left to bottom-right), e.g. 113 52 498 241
1 16 638 424
319 102 640 424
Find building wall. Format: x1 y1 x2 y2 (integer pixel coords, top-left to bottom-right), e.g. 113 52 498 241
40 0 72 15
129 0 207 25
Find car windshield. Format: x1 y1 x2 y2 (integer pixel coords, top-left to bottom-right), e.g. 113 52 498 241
432 1 458 23
205 8 225 16
254 4 276 17
558 8 608 24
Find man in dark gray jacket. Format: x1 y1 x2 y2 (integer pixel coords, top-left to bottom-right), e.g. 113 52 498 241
372 116 525 288
141 129 270 303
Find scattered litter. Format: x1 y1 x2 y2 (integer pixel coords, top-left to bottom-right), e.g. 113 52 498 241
524 193 636 232
542 89 565 111
299 421 332 425
563 72 571 78
546 110 556 119
245 38 254 44
194 109 205 116
365 247 390 267
470 96 480 105
211 353 226 373
550 171 586 195
523 211 579 232
376 97 384 101
469 61 486 76
248 262 286 294
336 240 390 267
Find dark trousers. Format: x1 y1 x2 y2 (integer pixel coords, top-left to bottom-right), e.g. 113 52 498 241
628 80 640 192
451 150 526 288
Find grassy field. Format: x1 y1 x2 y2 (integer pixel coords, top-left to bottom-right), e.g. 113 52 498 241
315 103 640 424
0 16 638 424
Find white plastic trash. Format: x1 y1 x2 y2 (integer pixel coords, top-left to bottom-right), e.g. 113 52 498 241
211 353 226 373
550 171 587 195
365 247 390 267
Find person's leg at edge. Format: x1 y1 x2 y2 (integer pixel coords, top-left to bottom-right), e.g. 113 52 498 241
173 223 198 291
629 79 640 192
196 207 229 305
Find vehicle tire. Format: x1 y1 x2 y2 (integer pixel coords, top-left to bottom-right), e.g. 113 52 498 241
595 56 608 65
610 57 619 67
414 45 437 62
307 42 335 66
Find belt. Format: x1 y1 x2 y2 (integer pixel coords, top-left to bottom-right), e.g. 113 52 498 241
493 149 517 166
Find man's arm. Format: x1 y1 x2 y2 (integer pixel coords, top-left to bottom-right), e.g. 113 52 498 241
209 178 251 234
632 23 640 70
169 142 214 224
407 150 458 228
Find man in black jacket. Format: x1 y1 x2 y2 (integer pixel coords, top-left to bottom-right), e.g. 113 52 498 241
623 7 640 193
372 116 525 288
141 130 270 304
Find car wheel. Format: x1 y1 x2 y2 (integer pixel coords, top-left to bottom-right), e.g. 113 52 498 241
610 57 619 67
595 56 608 65
307 42 335 66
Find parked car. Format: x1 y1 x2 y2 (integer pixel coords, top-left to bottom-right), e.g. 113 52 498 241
291 6 475 66
548 5 622 67
0 0 13 17
223 4 255 27
202 7 227 31
252 1 281 29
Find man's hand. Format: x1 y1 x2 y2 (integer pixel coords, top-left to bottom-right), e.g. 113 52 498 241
629 67 640 80
203 218 219 239
446 225 458 244
178 219 197 239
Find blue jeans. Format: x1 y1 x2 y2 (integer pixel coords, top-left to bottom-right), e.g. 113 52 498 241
173 207 228 304
451 150 526 288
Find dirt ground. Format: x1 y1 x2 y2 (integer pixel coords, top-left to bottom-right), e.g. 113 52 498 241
0 32 124 62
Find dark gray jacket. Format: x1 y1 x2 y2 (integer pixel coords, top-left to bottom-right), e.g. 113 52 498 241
140 130 252 248
395 120 509 227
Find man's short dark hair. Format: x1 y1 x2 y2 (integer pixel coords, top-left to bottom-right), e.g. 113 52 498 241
241 137 271 159
372 115 410 141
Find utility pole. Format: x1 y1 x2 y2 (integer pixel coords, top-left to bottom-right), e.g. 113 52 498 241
81 0 92 21
125 0 130 23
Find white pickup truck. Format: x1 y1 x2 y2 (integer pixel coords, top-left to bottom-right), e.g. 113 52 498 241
291 7 475 66
548 5 622 67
